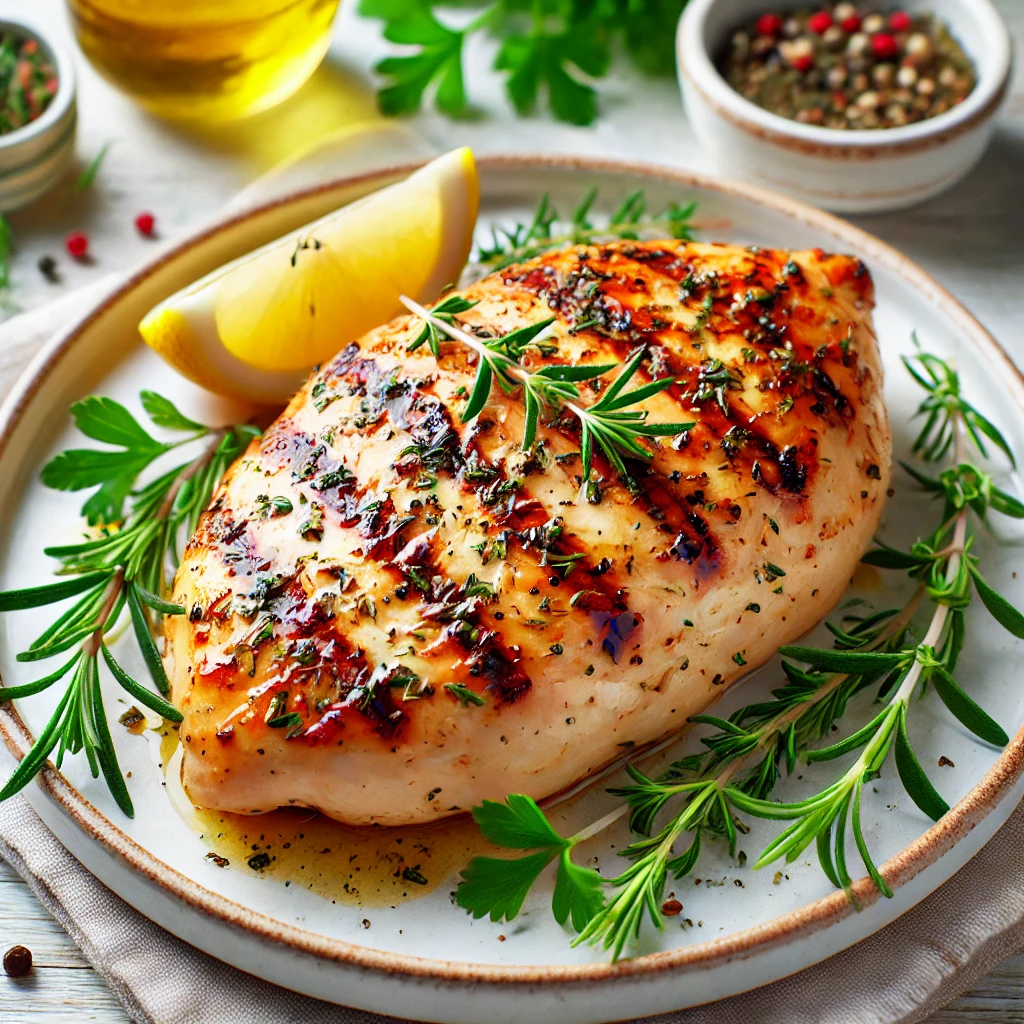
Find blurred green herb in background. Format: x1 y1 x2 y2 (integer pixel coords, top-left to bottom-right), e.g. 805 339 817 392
358 0 687 126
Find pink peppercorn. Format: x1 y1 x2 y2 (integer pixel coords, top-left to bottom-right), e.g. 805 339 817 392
134 212 155 236
840 14 862 33
889 11 912 32
65 232 88 259
871 33 900 61
807 11 833 34
790 53 814 73
755 13 783 36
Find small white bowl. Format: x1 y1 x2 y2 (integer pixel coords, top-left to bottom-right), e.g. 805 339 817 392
676 0 1012 213
0 18 77 213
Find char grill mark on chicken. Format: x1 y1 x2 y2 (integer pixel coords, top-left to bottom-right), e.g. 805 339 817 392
166 240 890 825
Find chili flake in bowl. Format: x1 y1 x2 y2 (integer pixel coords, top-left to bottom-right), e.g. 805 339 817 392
0 19 76 212
719 5 976 130
0 31 59 135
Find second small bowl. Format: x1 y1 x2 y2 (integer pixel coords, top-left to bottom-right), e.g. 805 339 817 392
0 17 77 213
676 0 1012 213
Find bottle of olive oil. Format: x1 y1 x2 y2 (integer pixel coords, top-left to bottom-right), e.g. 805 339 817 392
66 0 340 121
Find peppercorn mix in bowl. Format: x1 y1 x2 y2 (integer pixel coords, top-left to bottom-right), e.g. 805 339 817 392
720 5 975 131
676 0 1011 213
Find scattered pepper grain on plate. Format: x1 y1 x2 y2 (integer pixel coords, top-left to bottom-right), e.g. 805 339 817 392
2 944 32 977
719 5 975 129
37 254 58 282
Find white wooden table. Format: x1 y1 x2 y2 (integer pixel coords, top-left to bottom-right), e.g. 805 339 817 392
0 0 1021 1020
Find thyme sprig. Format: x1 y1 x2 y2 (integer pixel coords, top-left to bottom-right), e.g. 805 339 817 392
455 344 1024 960
0 394 258 815
401 294 692 484
470 188 696 275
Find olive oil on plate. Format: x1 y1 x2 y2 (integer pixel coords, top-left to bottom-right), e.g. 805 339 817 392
158 729 491 907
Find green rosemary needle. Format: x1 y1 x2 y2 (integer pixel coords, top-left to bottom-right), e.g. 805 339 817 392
0 393 258 815
470 188 697 275
454 341 1024 960
400 294 692 484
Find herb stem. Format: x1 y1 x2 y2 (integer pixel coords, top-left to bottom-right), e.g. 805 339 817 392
884 425 969 711
565 585 923 852
756 587 925 743
400 295 540 388
571 803 628 845
156 428 228 521
83 567 124 658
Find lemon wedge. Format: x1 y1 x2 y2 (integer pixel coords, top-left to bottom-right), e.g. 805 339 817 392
139 148 479 405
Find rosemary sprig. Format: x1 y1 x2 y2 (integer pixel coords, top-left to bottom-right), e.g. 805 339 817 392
458 601 912 957
455 342 1024 959
0 394 257 815
400 295 692 485
470 188 696 275
406 293 480 360
731 347 1023 889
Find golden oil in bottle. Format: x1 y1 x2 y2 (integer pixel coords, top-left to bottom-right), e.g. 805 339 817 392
66 0 341 122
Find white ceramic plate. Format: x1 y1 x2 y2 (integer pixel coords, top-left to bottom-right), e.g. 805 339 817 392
0 157 1022 1024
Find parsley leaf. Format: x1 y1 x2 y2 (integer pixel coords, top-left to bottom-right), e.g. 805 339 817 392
621 0 690 76
553 848 604 930
455 794 604 930
140 391 206 433
359 0 687 126
495 18 609 126
43 447 162 493
472 793 565 848
457 849 554 922
362 0 467 116
70 396 162 451
40 394 211 525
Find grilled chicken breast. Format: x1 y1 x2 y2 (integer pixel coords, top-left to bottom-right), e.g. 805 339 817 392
167 240 891 826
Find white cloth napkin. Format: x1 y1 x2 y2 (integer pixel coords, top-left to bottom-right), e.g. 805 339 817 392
3 784 1024 1024
0 125 1021 1024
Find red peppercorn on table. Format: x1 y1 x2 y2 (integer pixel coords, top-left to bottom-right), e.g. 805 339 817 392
0 0 1022 1021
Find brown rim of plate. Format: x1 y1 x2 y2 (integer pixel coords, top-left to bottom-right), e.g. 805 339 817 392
1 153 1023 987
676 43 1012 160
